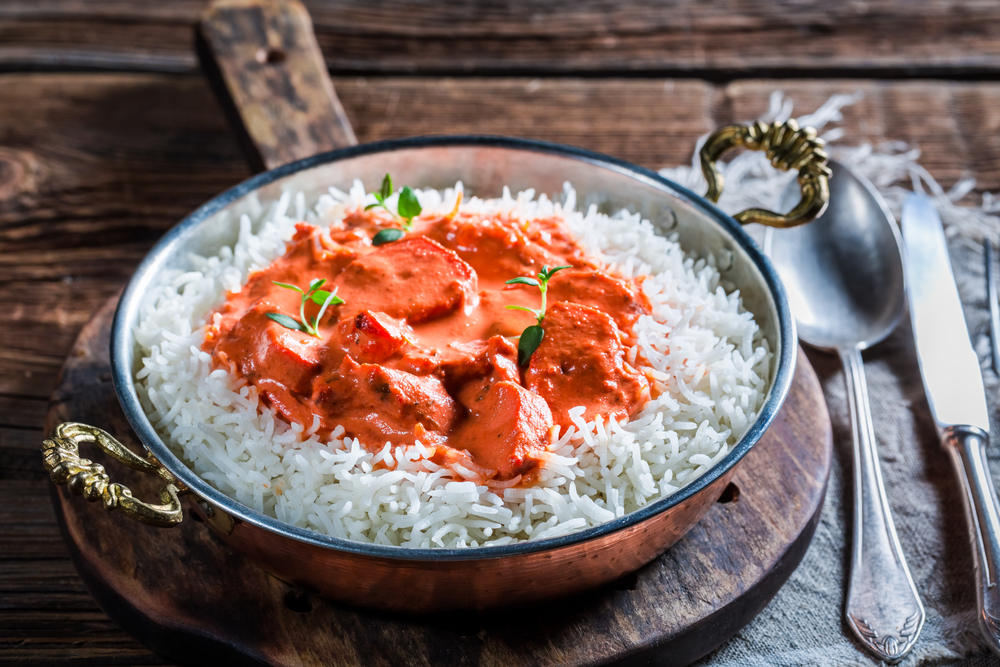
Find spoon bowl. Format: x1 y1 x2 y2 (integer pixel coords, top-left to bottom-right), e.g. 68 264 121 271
770 160 906 351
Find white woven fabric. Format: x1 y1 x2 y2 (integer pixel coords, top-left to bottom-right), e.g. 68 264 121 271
672 93 1000 667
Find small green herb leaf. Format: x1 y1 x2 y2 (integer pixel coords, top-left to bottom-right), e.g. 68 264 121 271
266 312 305 332
367 174 422 229
542 265 572 281
397 186 422 221
267 279 346 337
505 276 540 287
313 288 340 329
310 290 344 306
505 304 541 317
504 262 572 364
379 173 393 201
372 228 406 246
518 325 544 366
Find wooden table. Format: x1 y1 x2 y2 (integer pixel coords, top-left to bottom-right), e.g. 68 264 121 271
3 1 1000 664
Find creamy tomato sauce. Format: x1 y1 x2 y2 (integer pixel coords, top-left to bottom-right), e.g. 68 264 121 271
204 206 651 482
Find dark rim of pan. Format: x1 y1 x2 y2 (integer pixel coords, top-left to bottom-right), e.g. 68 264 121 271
111 134 795 562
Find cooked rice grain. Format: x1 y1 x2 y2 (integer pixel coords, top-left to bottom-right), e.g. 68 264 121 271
135 182 771 548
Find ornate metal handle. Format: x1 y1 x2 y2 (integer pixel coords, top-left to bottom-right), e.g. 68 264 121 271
42 422 186 528
700 118 832 228
840 348 925 663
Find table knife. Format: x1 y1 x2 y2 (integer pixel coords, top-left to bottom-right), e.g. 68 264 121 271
902 193 1000 656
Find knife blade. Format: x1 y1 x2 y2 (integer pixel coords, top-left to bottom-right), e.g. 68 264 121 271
902 192 1000 656
902 194 989 431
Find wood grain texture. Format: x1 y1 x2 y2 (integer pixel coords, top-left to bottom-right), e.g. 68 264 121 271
0 74 996 402
0 1 995 662
41 298 831 667
3 1 1000 77
0 71 995 665
197 0 357 171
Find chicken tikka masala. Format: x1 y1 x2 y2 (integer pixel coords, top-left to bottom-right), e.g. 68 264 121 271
205 191 651 485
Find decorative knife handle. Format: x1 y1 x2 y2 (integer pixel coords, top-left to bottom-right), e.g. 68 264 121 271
943 425 1000 656
840 348 925 663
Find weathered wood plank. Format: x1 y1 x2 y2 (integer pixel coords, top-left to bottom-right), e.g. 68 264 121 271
340 77 716 168
0 279 125 397
0 482 170 665
0 419 45 445
1 609 136 633
2 1 1000 76
0 645 166 666
1 426 47 480
719 80 977 190
2 73 999 407
0 481 66 557
0 397 47 429
0 560 94 605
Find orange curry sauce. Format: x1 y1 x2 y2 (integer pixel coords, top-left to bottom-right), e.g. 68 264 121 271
204 206 651 484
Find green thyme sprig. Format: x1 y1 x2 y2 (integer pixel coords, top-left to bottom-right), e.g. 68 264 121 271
505 264 571 365
266 278 343 338
367 173 422 246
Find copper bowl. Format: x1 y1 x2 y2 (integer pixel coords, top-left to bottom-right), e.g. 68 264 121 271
41 0 832 614
44 135 805 612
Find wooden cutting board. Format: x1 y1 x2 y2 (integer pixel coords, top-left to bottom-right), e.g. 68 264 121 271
44 295 832 667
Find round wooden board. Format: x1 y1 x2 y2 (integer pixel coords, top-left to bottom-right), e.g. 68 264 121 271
45 297 832 667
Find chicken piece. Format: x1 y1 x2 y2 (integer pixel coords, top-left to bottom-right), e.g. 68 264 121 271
546 267 647 333
314 356 461 445
448 336 520 409
331 236 478 323
449 381 553 479
426 214 573 283
325 227 373 248
485 336 520 383
270 223 358 284
332 310 412 364
209 224 356 337
211 304 325 427
520 215 590 265
525 302 648 428
257 379 317 430
395 334 518 381
216 304 323 396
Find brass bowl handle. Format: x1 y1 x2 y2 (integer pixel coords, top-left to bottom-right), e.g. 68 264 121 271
42 422 186 527
700 119 832 228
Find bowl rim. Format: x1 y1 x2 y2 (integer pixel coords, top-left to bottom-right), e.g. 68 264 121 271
111 134 795 562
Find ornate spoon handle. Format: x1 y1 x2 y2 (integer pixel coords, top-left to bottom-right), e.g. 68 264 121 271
840 347 925 663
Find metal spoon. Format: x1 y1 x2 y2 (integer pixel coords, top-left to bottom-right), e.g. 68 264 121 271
767 160 925 663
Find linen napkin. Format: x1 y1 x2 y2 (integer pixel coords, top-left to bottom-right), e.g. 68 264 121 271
669 92 1000 667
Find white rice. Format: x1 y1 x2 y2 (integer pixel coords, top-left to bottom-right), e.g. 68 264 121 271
134 181 771 548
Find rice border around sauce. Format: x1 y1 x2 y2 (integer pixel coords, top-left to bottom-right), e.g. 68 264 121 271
133 181 771 548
